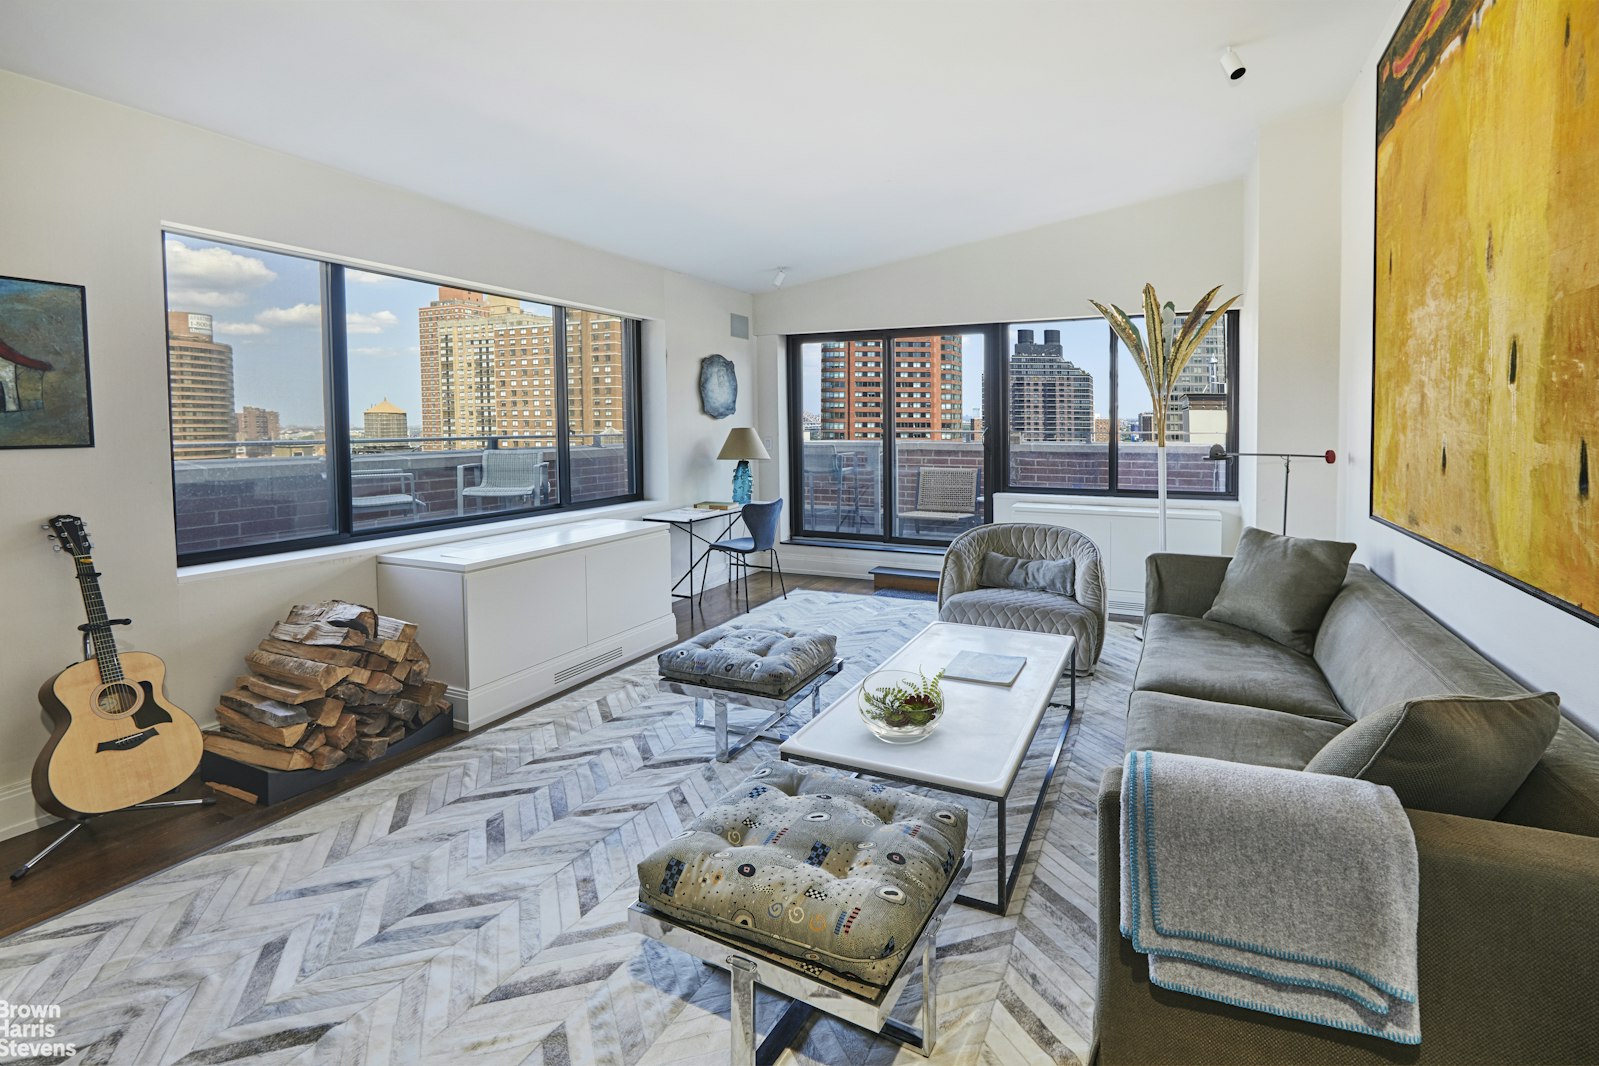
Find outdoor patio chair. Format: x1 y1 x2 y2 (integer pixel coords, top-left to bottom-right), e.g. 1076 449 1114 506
456 449 549 514
351 469 421 518
899 466 979 535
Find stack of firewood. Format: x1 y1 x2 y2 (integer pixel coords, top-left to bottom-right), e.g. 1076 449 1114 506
202 600 451 773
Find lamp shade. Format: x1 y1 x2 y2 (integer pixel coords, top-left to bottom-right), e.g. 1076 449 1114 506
717 427 771 461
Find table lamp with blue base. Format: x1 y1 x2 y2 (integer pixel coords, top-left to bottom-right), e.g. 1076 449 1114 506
717 427 771 505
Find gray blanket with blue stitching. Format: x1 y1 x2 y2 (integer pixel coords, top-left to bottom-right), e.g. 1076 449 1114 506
1120 750 1420 1044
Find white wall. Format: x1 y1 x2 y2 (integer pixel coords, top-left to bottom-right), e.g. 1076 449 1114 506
1337 6 1598 734
1239 106 1344 539
754 182 1247 578
0 71 754 840
756 182 1245 336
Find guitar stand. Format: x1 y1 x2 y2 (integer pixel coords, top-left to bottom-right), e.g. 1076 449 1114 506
10 798 217 882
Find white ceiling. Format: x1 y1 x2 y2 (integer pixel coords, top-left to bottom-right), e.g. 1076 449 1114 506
0 1 1394 293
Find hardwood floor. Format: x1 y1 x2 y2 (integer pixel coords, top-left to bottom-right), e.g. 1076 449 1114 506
0 571 873 939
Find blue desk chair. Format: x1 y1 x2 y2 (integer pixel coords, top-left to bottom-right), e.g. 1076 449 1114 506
700 499 787 613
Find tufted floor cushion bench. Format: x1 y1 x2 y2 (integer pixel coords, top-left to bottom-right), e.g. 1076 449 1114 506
657 624 841 761
659 623 838 697
632 762 971 1060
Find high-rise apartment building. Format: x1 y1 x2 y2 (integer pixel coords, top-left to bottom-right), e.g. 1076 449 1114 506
419 288 625 453
1009 328 1094 442
817 335 963 441
1138 319 1229 443
167 311 235 459
236 404 280 457
361 398 409 451
565 310 627 445
1173 325 1228 396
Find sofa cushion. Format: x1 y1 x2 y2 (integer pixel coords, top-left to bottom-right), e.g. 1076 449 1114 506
635 762 967 987
979 551 1075 597
1315 565 1529 721
1203 527 1356 654
1126 691 1346 771
658 623 837 698
1137 613 1350 723
1496 719 1599 838
940 587 1099 672
1305 692 1561 818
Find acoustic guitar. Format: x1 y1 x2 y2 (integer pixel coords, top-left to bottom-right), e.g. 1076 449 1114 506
32 515 203 819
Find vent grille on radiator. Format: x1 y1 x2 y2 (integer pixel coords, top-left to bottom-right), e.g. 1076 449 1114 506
554 646 624 686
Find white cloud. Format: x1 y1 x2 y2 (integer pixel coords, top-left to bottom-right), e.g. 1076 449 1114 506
164 238 277 294
351 344 418 359
347 270 391 285
213 321 267 336
256 303 323 328
168 289 249 309
346 310 398 334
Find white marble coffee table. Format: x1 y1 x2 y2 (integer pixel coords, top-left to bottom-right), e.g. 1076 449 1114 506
779 621 1076 914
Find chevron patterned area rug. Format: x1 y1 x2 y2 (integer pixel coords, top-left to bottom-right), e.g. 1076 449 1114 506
0 590 1133 1066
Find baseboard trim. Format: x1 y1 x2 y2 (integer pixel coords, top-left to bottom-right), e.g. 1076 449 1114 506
0 779 56 845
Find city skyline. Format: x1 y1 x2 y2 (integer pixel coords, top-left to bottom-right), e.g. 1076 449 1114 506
418 287 625 451
164 235 474 427
800 317 1227 444
164 236 627 451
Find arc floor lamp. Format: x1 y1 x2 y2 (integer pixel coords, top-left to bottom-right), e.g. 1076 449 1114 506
1206 444 1336 534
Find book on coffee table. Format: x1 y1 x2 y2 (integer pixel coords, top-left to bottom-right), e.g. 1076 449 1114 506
944 650 1027 687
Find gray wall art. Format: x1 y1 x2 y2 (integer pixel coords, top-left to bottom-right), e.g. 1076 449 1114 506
699 353 737 419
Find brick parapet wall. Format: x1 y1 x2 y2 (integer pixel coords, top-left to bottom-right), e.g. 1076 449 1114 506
798 440 1227 522
174 445 631 555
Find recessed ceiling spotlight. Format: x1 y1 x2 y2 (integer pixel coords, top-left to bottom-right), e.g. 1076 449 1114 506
772 267 788 288
1220 46 1246 81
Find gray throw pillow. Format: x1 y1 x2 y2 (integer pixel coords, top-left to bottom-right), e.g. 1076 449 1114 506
979 551 1075 597
1203 527 1355 654
1305 692 1562 818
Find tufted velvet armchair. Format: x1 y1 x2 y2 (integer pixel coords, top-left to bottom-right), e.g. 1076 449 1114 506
937 523 1107 674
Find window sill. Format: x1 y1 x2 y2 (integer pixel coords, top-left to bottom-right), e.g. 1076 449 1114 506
178 499 668 582
784 537 946 556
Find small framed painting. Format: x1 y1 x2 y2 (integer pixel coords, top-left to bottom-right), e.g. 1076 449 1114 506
0 275 94 449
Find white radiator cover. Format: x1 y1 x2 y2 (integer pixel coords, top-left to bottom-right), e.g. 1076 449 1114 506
377 519 676 730
994 495 1230 616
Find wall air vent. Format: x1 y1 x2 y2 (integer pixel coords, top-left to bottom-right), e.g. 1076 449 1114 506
730 313 750 340
553 646 624 687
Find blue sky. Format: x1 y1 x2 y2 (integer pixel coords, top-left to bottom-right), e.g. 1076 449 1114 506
164 235 437 428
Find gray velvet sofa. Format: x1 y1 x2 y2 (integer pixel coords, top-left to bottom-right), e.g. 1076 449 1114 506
1093 553 1599 1064
937 522 1106 673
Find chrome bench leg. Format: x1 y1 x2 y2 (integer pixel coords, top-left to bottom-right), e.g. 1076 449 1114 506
919 915 940 1055
715 696 730 762
729 955 758 1066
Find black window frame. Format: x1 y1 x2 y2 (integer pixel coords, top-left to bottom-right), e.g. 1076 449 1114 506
785 322 1002 549
785 310 1238 547
165 233 644 567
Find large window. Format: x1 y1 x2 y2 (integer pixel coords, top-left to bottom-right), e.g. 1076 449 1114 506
790 327 991 546
164 234 642 563
787 311 1236 546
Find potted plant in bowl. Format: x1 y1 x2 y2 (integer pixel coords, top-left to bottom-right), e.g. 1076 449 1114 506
859 668 945 744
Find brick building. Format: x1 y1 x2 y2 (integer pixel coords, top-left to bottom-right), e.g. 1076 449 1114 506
818 335 963 441
419 288 623 450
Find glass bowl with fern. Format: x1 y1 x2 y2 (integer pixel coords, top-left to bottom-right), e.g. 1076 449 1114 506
858 668 945 744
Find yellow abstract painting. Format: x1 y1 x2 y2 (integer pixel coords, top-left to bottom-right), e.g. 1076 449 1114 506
1374 0 1599 621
